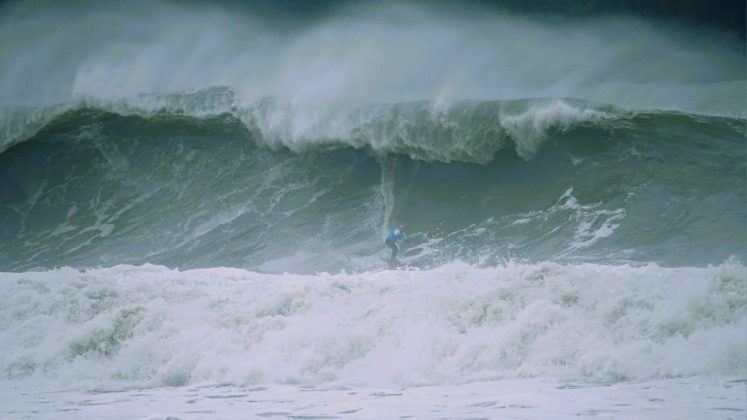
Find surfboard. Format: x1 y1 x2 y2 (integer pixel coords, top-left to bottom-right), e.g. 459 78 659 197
387 258 401 269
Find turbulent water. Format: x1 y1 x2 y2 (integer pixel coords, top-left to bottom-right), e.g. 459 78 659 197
0 0 745 417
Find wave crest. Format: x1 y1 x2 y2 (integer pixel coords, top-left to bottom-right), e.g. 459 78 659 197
1 88 621 163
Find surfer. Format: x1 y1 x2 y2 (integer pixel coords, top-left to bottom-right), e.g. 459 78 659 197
384 224 407 263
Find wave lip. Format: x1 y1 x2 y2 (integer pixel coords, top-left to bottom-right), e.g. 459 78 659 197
245 96 624 162
1 261 744 389
1 89 624 162
0 87 239 154
3 81 745 163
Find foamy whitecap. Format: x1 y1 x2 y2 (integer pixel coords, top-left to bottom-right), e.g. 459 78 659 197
1 261 744 389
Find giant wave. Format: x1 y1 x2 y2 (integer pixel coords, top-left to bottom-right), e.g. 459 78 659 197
0 0 745 407
0 100 744 272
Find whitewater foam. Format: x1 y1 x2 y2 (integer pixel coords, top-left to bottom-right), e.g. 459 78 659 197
1 261 744 390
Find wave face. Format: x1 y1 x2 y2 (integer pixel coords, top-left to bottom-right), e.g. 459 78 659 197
0 1 744 274
1 262 745 389
0 100 744 272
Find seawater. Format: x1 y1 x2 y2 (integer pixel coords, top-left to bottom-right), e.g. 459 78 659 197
1 0 745 418
2 379 745 419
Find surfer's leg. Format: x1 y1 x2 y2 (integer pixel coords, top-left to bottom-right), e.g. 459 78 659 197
385 240 398 260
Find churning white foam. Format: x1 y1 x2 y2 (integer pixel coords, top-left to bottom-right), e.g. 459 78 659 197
1 261 744 391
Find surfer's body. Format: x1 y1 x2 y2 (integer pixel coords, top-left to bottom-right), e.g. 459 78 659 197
385 224 407 263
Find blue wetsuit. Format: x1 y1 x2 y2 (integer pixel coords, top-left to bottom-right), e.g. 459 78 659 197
384 228 406 260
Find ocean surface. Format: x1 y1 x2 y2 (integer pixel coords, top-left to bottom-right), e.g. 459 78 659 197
1 1 745 418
